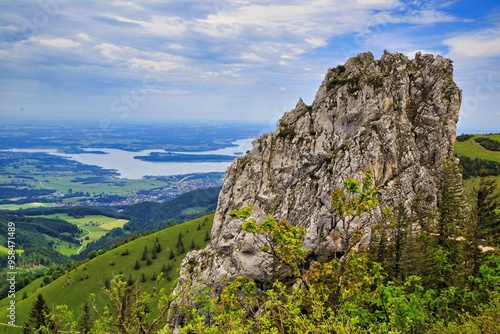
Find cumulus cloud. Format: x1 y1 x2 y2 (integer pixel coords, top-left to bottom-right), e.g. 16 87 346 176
77 33 92 41
305 37 327 48
444 27 500 58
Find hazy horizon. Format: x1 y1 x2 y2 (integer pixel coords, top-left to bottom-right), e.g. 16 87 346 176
1 114 497 136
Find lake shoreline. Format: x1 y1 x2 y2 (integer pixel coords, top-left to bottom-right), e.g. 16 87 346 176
2 139 254 179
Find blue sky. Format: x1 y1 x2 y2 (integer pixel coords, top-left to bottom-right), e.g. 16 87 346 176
0 1 499 132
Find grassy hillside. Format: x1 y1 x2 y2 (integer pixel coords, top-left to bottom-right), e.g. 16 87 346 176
0 213 214 332
454 134 500 162
454 133 500 202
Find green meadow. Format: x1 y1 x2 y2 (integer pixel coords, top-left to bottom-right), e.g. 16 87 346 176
454 134 500 163
33 214 129 256
454 134 500 204
0 202 55 210
0 213 214 332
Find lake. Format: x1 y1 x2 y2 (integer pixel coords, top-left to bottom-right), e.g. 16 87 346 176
6 138 254 179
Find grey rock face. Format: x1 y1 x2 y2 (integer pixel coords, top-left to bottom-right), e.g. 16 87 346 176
177 50 462 292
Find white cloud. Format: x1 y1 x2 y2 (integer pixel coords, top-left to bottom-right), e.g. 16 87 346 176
100 14 187 36
201 69 241 78
305 37 327 48
168 43 183 50
444 28 500 58
0 0 497 127
111 1 143 10
77 33 92 41
146 16 188 36
240 53 266 62
166 88 188 95
96 43 186 74
193 3 322 38
356 0 398 5
368 8 457 27
129 58 181 72
31 37 81 48
96 43 131 60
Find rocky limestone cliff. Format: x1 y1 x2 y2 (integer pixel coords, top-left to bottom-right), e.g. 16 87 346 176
177 50 462 292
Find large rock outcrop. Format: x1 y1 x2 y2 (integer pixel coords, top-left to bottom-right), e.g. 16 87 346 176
177 50 462 291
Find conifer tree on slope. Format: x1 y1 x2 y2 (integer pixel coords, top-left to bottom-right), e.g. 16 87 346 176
466 175 500 276
23 294 55 333
438 159 469 286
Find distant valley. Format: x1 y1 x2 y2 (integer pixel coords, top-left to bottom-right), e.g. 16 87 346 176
0 121 267 209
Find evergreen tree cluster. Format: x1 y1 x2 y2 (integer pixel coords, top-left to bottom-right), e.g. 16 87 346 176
458 155 500 179
475 137 500 151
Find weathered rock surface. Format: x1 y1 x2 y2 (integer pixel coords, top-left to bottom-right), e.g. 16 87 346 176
177 50 462 292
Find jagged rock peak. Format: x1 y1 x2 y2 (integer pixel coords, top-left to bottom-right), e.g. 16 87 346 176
176 50 462 294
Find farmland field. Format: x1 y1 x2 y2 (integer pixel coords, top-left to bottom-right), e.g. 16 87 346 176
0 202 55 210
34 213 129 255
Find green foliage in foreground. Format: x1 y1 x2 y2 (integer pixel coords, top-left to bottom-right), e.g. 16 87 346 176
170 169 499 334
174 253 500 334
11 170 500 333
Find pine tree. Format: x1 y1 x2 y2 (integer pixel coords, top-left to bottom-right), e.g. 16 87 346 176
437 159 469 286
370 203 410 283
156 242 162 253
169 249 175 260
177 232 184 249
475 176 500 244
24 294 55 333
104 276 111 290
438 160 467 247
391 203 411 282
466 176 500 276
134 259 140 270
127 274 134 286
411 188 438 233
78 302 92 334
